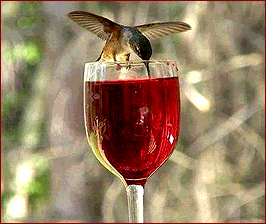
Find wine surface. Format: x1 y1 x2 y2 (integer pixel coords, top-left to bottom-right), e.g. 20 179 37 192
84 77 180 186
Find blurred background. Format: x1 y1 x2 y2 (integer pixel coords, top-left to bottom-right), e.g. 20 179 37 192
1 1 265 223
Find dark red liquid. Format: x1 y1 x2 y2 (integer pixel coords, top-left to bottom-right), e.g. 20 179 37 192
84 77 180 186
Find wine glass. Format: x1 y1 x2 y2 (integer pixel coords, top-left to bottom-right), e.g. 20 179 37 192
83 60 180 223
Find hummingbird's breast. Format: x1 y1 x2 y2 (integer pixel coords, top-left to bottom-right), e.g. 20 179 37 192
101 28 131 62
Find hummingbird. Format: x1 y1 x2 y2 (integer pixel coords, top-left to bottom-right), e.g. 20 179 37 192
67 11 191 76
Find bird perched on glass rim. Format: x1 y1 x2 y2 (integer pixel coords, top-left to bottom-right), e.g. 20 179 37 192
67 10 191 76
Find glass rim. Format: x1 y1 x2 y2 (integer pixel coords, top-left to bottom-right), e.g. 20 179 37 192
85 60 177 67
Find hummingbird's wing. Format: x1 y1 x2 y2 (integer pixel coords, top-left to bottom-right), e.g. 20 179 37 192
67 11 121 40
136 22 191 40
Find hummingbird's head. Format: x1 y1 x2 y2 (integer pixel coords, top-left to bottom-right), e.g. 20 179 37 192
129 30 152 61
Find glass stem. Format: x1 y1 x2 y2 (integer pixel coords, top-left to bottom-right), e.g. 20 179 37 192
126 185 144 223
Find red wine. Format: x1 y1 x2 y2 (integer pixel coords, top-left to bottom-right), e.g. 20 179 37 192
84 77 180 186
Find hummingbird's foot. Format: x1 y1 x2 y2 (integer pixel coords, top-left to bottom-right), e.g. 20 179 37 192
115 64 122 70
126 64 131 70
